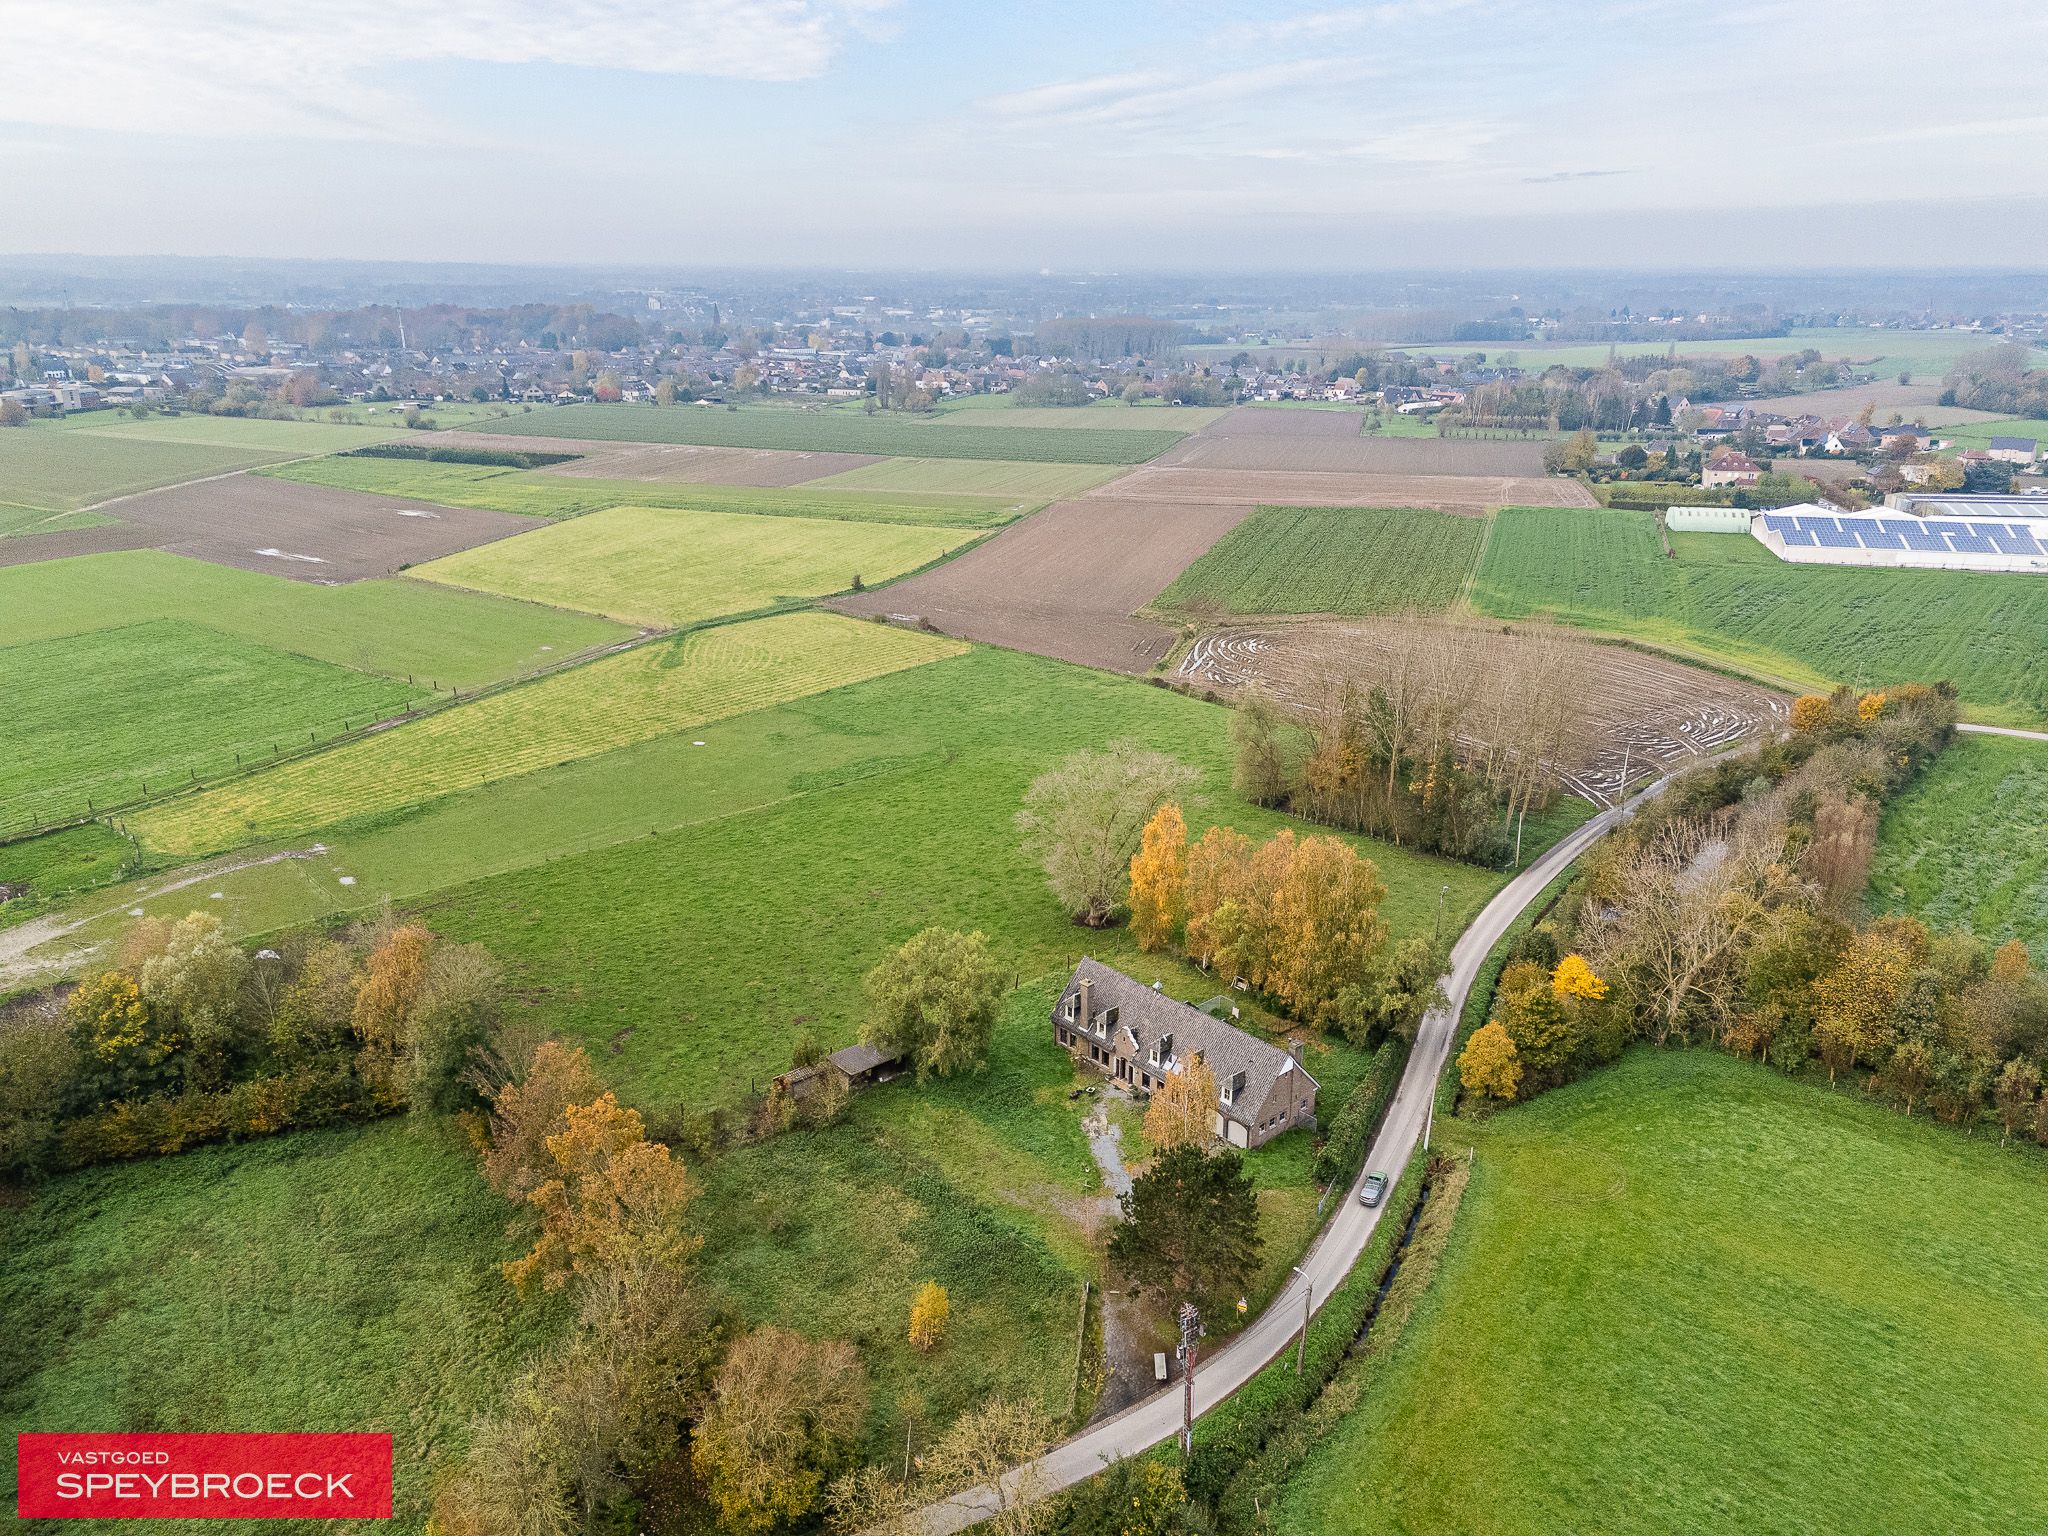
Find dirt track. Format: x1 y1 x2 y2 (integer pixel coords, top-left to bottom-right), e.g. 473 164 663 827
828 496 1251 669
1174 619 1787 804
99 474 539 581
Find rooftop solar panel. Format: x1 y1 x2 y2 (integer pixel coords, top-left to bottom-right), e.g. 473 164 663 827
1947 529 1998 554
1986 524 2044 555
1881 518 1950 552
1814 525 1859 549
1854 523 1905 549
1762 514 1799 534
1777 525 1816 546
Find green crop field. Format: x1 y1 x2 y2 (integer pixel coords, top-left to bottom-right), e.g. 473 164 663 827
806 456 1126 501
1472 506 2048 724
263 455 1019 527
42 414 404 455
131 613 967 856
0 415 407 512
0 1119 564 1529
3 621 424 829
410 504 976 627
464 402 1183 464
0 550 628 686
1870 731 2048 964
0 430 278 513
1156 505 1485 615
1273 1050 2048 1536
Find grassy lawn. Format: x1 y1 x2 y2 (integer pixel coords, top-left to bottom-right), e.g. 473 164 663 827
132 613 965 857
0 822 132 920
3 621 424 829
1156 506 1485 616
463 402 1183 464
409 503 976 627
0 550 628 686
1870 731 2048 963
1273 1049 2048 1536
1472 506 2048 724
806 457 1126 501
0 1118 562 1531
263 454 1020 528
47 414 405 455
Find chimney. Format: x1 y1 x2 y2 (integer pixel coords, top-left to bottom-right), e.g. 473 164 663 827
1077 976 1093 1030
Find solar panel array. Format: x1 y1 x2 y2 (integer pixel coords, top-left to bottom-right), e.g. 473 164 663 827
1760 512 2048 559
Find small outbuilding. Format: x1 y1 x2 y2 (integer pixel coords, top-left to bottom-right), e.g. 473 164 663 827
828 1042 905 1090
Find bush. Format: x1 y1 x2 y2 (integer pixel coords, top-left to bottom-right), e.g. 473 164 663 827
1310 1039 1405 1187
344 443 578 468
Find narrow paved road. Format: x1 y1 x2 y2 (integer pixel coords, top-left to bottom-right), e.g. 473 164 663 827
914 784 1664 1532
1958 722 2048 744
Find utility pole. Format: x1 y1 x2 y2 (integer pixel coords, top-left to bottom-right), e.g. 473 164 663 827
1177 1302 1200 1456
1290 1266 1311 1374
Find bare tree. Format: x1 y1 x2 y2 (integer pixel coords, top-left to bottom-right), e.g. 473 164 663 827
1016 741 1197 927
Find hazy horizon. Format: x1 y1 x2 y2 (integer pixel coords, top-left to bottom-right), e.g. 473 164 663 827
5 1 2047 270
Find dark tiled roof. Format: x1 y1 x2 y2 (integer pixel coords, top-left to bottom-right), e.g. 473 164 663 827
1052 958 1317 1116
829 1042 901 1076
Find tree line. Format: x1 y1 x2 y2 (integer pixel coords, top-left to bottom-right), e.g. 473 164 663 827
1456 682 2048 1145
0 910 497 1177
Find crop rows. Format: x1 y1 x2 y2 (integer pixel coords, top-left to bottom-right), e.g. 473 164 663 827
1156 505 1485 615
132 613 968 855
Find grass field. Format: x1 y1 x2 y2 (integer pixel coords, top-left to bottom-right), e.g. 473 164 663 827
0 550 628 686
410 504 976 627
1155 506 1485 615
1472 506 2048 724
264 455 1020 527
396 645 1495 1106
1870 732 2048 963
806 456 1127 500
1926 417 2048 453
0 1119 562 1530
1273 1049 2048 1536
3 621 424 829
40 414 404 454
465 402 1183 464
131 613 966 856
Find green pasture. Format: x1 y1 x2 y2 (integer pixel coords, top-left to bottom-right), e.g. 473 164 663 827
1927 417 2048 453
1156 505 1485 616
263 455 1019 528
130 614 966 857
462 402 1183 464
409 504 975 627
1870 731 2048 964
3 621 424 830
0 550 628 686
1472 506 2048 724
0 1119 561 1531
1273 1049 2048 1536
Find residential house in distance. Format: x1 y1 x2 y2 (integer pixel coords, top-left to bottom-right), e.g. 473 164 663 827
1988 435 2040 466
1050 958 1318 1150
1702 448 1763 488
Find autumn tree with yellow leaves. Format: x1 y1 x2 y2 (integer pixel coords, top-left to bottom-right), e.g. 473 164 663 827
1128 803 1189 953
1458 1021 1522 1102
908 1280 950 1353
1143 1051 1218 1151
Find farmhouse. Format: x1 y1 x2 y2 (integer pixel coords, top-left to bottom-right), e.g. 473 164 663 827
1988 436 2040 466
1050 958 1318 1149
1701 449 1762 488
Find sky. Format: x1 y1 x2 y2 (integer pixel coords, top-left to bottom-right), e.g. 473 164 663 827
3 0 2047 270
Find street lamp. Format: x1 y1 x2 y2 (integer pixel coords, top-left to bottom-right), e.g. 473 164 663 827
1435 883 1448 939
1290 1265 1312 1374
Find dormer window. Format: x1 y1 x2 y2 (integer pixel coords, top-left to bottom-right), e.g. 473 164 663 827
1101 1006 1118 1036
1222 1069 1247 1107
1149 1031 1172 1068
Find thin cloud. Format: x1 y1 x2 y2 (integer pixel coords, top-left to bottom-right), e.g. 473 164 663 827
1523 168 1635 183
0 1 896 140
